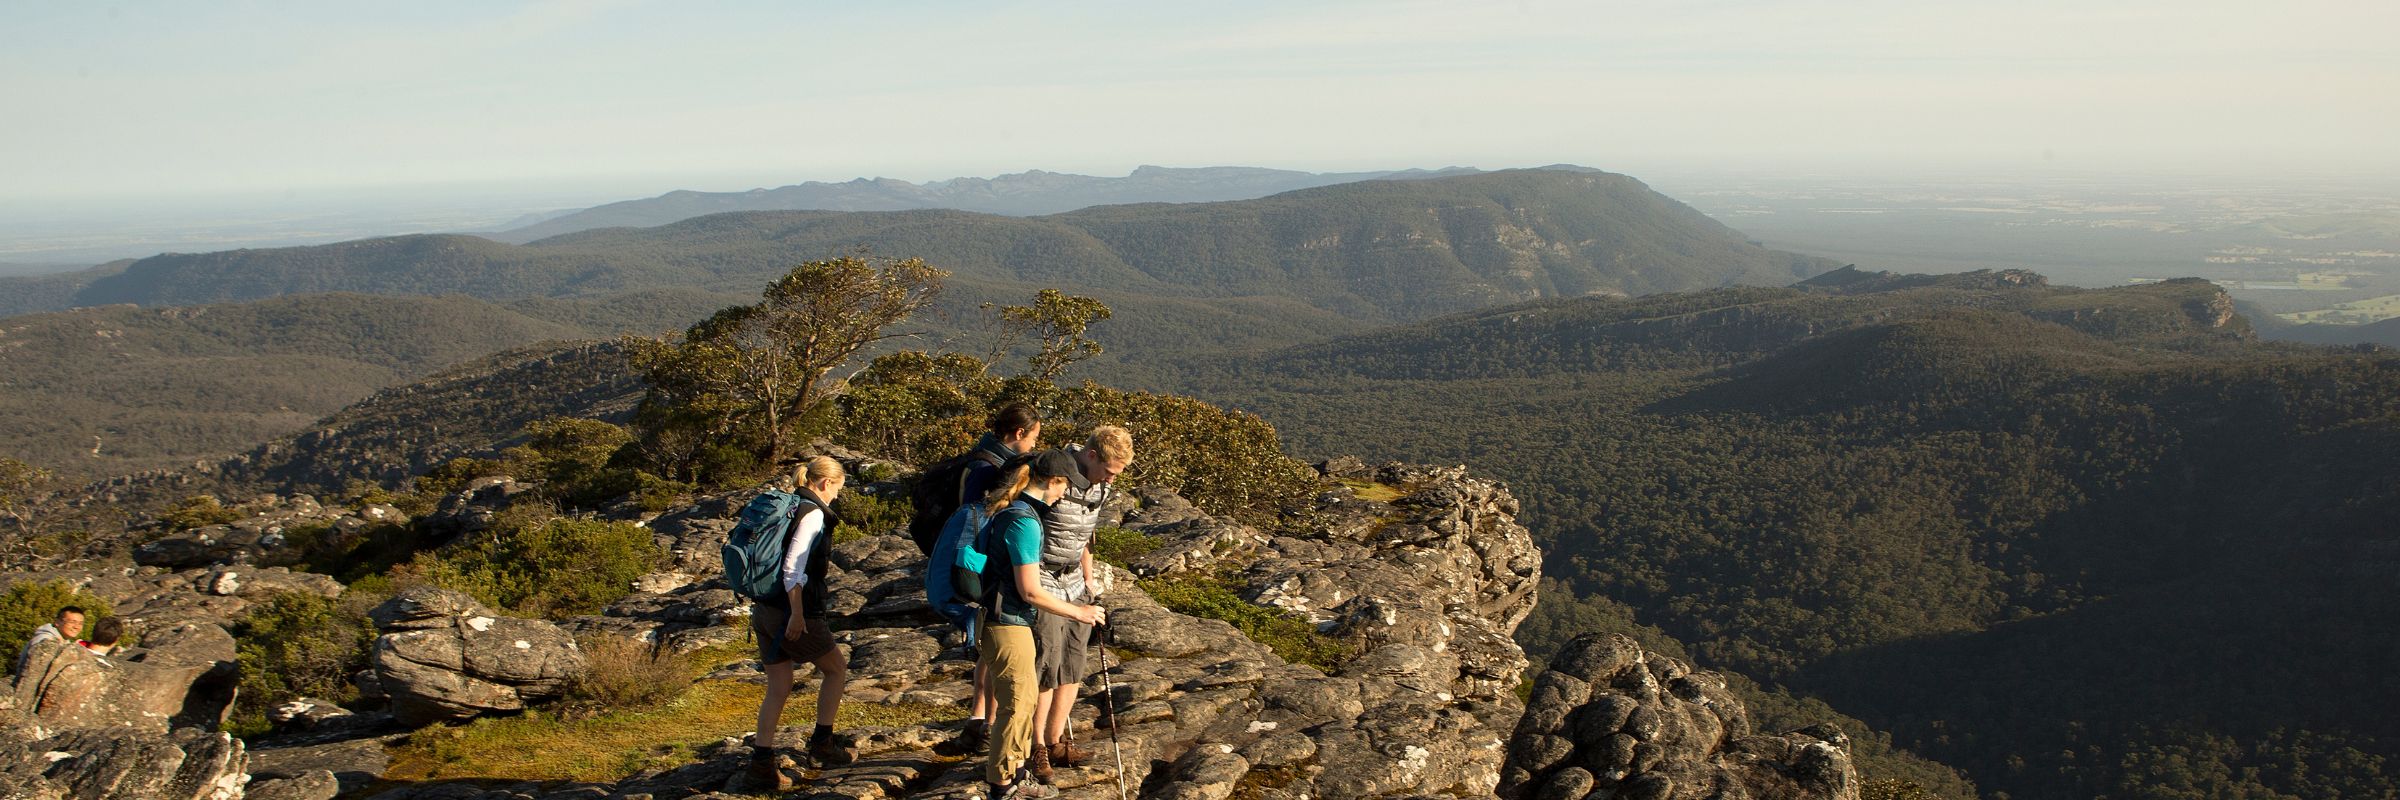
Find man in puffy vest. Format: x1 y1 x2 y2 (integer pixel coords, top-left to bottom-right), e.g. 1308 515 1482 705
1025 426 1132 782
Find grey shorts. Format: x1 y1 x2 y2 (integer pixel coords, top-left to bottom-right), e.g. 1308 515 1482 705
1033 611 1091 690
751 600 835 666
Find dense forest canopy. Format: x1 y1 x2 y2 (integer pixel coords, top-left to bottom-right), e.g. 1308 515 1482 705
1171 269 2400 799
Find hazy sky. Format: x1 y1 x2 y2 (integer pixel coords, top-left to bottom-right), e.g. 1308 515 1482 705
4 0 2395 202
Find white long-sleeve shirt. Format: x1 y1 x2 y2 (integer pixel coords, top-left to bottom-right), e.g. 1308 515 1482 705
779 508 826 593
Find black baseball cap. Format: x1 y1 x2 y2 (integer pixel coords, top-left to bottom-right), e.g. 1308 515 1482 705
1024 448 1092 491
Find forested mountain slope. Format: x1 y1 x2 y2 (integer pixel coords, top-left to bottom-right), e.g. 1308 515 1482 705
15 170 1832 324
0 290 735 477
1175 269 2400 799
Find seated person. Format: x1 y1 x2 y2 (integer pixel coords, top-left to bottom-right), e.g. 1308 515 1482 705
78 617 123 657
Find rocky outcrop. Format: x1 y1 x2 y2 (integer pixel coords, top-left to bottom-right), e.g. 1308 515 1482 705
0 694 250 800
367 586 587 726
420 477 536 539
1500 633 1860 800
1 563 343 637
10 619 241 734
1130 463 1543 701
131 494 352 569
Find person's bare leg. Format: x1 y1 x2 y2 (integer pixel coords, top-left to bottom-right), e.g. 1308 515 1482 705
812 649 848 724
756 659 794 747
1032 686 1059 747
974 662 994 719
1042 684 1076 746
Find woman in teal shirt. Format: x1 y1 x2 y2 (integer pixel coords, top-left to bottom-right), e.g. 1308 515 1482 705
978 449 1106 799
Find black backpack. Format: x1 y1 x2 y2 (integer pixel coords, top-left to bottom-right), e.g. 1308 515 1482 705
907 448 1002 553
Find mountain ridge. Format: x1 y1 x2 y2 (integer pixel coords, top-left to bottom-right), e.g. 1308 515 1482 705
485 164 1498 243
10 170 1837 326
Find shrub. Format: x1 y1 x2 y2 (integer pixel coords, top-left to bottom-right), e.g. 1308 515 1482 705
1050 382 1319 525
400 515 665 618
415 457 509 499
568 635 694 711
1137 570 1349 672
228 591 378 737
158 495 241 531
0 581 113 672
1090 526 1162 569
832 489 911 543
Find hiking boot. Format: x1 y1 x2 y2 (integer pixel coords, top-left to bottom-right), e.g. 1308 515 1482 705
1027 740 1055 784
990 770 1060 800
958 718 989 753
745 748 794 791
808 731 857 767
1049 740 1096 768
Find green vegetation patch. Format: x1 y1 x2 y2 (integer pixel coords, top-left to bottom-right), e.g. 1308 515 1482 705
1138 570 1349 672
384 680 962 783
1338 478 1407 504
1090 526 1162 569
228 591 380 737
0 580 115 672
394 513 665 619
158 495 242 531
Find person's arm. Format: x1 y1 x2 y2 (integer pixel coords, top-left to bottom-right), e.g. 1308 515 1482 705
1001 515 1101 625
1079 547 1098 602
1016 562 1101 625
782 509 823 635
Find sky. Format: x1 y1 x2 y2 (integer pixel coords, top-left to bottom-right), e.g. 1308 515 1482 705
2 0 2396 205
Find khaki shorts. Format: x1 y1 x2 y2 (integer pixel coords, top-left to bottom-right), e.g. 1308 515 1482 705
751 600 836 665
1033 611 1091 690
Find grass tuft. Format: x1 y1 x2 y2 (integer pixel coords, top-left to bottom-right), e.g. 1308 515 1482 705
1338 478 1406 504
385 679 963 783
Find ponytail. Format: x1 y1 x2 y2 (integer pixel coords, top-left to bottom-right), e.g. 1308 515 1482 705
984 464 1034 516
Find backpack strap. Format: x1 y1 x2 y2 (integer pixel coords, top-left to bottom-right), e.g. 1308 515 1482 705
954 449 1006 507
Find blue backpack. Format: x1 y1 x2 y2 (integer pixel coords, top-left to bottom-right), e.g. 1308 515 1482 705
722 490 816 601
924 502 993 624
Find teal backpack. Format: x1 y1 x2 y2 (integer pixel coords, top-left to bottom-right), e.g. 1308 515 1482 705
722 490 817 600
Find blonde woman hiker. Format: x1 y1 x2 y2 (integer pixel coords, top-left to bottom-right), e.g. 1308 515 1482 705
745 456 858 790
977 450 1107 799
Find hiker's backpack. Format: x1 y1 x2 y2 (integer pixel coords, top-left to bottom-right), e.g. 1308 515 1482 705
907 449 1003 554
721 490 817 601
971 502 1041 607
922 501 993 619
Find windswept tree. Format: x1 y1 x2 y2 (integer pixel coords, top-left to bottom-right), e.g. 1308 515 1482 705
632 255 946 471
999 288 1114 381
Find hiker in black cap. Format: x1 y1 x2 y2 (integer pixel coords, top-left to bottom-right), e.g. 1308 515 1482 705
978 449 1106 799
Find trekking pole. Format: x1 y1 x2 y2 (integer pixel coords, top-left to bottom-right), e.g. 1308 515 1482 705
1097 620 1128 800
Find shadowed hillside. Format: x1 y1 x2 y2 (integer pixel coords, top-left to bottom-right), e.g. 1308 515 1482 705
0 291 736 478
1172 269 2400 799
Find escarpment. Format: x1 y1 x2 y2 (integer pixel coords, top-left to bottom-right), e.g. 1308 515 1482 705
3 457 1864 800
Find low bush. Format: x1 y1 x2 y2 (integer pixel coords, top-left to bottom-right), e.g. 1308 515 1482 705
833 489 911 543
1090 526 1162 569
157 495 241 531
227 591 378 737
397 514 665 618
1138 570 1349 672
569 635 694 712
0 581 113 672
